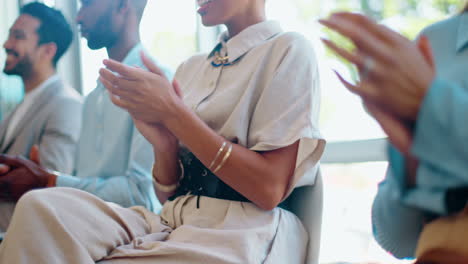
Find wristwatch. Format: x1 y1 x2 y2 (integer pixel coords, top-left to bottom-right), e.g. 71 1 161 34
45 169 60 187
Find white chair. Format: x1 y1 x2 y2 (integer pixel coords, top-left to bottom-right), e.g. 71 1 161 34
282 172 323 264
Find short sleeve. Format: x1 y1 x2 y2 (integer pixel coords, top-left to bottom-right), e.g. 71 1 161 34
248 33 326 197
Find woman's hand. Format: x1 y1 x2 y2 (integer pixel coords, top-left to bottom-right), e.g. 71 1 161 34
133 118 179 153
319 12 436 123
320 12 437 156
99 52 184 125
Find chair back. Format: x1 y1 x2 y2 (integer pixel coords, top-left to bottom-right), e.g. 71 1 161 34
281 172 323 264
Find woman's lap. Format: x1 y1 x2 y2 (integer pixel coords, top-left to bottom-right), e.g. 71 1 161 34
0 188 307 264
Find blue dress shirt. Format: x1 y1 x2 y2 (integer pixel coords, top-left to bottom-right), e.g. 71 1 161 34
56 44 173 212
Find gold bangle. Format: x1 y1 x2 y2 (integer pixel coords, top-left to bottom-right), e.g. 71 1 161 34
213 143 232 174
209 141 226 170
153 178 178 193
153 160 184 193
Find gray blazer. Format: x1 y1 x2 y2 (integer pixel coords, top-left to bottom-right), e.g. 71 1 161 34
0 78 83 174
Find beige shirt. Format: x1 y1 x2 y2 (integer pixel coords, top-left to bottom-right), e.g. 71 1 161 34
175 20 325 198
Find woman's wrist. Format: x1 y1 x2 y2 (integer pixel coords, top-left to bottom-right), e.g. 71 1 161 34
153 160 184 193
153 148 181 185
165 104 199 145
161 98 189 131
153 139 179 158
146 125 179 153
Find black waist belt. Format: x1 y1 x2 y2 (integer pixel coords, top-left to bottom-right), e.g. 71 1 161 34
168 149 250 203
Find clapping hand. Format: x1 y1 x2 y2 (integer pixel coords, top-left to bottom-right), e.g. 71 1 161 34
0 146 52 201
100 53 186 152
99 52 183 126
320 12 436 156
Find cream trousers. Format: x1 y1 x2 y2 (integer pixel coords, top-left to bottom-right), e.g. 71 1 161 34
0 201 15 232
0 187 307 264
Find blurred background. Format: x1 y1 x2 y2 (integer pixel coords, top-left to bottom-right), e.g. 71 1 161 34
0 0 464 263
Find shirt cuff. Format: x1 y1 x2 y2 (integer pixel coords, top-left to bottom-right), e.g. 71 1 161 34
56 174 81 188
387 144 447 215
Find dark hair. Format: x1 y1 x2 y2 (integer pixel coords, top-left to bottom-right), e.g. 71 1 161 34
20 2 73 67
464 2 468 12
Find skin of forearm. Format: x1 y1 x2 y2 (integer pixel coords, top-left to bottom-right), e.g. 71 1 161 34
164 103 297 211
153 146 180 203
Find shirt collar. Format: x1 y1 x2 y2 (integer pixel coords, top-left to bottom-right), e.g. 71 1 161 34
208 20 283 63
456 13 468 53
122 43 144 66
98 43 144 90
24 74 59 101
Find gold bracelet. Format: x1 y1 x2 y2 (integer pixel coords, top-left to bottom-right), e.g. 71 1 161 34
209 141 226 170
213 143 232 174
153 160 184 193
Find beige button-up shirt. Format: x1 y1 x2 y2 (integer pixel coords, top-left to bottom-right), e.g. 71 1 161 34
175 20 325 198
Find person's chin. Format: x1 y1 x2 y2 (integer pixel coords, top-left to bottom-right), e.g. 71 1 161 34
86 40 105 50
3 65 18 76
201 18 220 27
85 36 110 50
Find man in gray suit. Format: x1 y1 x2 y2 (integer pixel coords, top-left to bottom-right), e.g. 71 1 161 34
0 3 82 230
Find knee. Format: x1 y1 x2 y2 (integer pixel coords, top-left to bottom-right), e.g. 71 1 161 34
15 189 55 214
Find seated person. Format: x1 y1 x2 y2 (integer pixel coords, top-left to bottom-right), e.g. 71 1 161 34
0 0 172 232
0 0 325 262
0 2 83 229
321 11 468 263
1 3 82 176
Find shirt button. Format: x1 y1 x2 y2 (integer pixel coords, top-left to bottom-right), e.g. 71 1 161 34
209 81 215 87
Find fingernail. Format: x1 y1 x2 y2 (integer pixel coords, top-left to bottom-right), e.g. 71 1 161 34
318 19 328 25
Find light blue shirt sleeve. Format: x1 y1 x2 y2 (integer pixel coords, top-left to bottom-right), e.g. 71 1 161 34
371 168 425 259
56 125 158 211
372 78 468 258
412 78 468 186
382 78 468 214
397 78 468 215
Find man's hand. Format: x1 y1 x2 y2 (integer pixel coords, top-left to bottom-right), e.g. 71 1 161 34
0 154 53 201
29 145 41 165
0 164 10 175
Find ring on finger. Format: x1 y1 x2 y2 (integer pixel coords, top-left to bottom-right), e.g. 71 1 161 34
361 56 375 80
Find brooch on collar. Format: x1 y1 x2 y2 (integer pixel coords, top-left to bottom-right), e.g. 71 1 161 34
211 51 230 67
211 51 240 67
